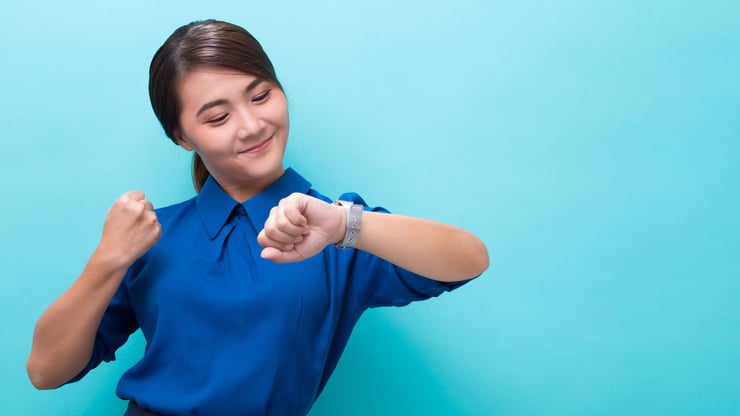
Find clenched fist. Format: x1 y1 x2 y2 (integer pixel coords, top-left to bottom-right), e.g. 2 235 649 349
258 193 346 263
96 191 161 268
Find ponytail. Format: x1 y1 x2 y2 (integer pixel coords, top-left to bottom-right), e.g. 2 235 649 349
192 153 210 192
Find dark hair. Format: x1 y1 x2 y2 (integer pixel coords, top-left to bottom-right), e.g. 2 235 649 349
148 20 283 192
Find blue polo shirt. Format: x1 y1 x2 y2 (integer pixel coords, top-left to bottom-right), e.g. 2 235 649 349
71 168 468 415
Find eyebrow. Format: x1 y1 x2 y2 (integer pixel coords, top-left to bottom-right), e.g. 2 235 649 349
195 77 266 117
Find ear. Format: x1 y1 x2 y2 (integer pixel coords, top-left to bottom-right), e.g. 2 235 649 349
173 130 194 151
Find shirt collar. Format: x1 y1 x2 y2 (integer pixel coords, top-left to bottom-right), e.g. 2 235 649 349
196 168 312 239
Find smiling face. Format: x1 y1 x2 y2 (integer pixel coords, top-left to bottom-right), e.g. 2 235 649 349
174 67 289 201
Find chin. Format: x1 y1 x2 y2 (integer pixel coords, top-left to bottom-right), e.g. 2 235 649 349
243 161 285 182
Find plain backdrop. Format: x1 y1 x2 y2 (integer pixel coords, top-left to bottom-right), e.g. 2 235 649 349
2 0 739 415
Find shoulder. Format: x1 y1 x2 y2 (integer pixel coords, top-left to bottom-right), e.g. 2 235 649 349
153 196 197 225
154 197 195 217
306 187 332 203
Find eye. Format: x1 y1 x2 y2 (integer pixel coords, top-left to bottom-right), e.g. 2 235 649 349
252 90 270 103
206 114 228 124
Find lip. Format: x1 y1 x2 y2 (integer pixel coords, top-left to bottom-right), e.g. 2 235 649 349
239 136 273 154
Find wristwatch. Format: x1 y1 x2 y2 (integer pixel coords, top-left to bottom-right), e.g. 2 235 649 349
334 200 363 248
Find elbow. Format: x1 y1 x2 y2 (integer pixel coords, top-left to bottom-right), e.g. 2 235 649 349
476 243 490 277
467 238 490 279
479 245 490 276
27 357 63 390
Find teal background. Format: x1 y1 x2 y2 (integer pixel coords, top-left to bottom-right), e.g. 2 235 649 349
2 0 739 414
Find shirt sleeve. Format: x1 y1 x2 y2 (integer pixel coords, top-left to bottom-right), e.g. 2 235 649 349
65 265 141 384
336 192 474 310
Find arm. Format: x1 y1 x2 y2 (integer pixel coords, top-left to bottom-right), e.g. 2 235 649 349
353 211 488 281
27 191 160 389
257 193 489 282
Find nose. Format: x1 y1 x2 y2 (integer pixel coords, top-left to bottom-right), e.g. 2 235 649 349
234 107 264 140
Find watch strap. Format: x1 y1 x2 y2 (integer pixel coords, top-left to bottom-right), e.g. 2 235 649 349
334 200 363 248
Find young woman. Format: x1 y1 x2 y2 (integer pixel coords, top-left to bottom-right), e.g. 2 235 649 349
27 19 489 416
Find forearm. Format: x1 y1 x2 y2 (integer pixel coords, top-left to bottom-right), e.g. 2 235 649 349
27 250 129 389
354 211 489 282
258 194 489 278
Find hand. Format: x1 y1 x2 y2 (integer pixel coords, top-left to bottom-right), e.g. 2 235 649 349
95 191 162 268
258 193 346 263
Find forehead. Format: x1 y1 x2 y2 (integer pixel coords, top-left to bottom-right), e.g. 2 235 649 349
178 67 260 107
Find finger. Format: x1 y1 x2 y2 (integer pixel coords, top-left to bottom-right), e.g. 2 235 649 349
263 225 306 245
266 206 308 238
259 230 299 250
143 209 160 226
122 198 147 216
140 199 154 212
258 229 303 247
281 201 309 230
125 190 146 201
151 220 163 240
257 229 291 249
260 247 304 263
260 247 285 262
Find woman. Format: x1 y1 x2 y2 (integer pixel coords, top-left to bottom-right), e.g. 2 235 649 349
27 19 489 416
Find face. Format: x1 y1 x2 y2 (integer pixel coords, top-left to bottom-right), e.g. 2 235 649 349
174 67 289 201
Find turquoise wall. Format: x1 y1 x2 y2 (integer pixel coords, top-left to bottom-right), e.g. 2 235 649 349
2 0 739 414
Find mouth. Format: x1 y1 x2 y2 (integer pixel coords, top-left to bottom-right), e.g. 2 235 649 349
239 135 274 154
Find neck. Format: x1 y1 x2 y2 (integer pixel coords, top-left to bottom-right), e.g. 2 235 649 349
216 167 286 203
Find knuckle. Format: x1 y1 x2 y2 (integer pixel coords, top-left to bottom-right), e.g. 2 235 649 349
264 227 277 239
113 196 128 208
132 203 145 215
275 217 290 229
148 218 159 230
257 233 268 246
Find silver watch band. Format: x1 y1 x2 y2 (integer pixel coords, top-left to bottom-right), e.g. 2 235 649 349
334 200 363 248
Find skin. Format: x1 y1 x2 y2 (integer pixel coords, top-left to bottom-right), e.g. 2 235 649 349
27 67 489 390
27 191 161 389
173 68 290 202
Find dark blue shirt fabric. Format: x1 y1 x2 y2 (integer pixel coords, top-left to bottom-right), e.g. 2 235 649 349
70 168 468 415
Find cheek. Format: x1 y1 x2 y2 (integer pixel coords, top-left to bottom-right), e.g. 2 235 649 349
281 113 290 131
278 107 290 131
184 129 231 158
271 92 290 128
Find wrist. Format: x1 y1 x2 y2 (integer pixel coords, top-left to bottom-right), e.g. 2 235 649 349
331 203 347 245
90 245 133 274
78 246 133 291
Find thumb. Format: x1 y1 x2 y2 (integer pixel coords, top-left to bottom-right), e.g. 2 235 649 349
260 247 303 263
